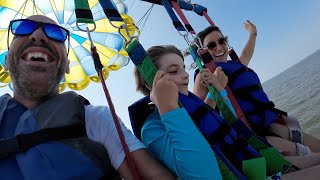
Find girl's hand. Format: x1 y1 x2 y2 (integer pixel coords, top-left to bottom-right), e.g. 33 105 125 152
150 70 179 115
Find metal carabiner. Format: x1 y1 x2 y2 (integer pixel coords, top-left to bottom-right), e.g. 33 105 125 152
118 24 135 46
76 21 96 33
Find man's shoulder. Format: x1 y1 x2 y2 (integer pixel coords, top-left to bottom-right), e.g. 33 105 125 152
84 105 111 120
0 93 13 105
0 93 12 99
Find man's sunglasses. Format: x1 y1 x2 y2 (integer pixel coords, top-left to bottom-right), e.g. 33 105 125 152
9 19 69 42
206 36 228 50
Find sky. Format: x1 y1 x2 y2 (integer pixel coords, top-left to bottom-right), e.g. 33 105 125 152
1 0 320 130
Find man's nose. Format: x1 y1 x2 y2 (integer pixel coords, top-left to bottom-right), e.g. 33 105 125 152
29 26 48 44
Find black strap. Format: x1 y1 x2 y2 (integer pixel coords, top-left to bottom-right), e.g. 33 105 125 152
207 122 232 145
190 103 212 125
232 84 263 95
232 84 288 117
0 123 86 160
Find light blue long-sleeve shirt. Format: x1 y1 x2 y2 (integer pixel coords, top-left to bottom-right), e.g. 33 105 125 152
141 107 222 180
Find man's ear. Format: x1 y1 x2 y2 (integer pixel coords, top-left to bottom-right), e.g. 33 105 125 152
65 60 70 74
4 54 9 71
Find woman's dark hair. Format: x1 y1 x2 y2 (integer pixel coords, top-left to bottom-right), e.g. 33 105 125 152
197 26 222 45
134 45 184 96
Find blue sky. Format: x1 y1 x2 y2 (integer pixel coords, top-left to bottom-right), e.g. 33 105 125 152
1 0 320 129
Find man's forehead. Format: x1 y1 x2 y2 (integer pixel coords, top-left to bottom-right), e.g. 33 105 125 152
27 15 57 24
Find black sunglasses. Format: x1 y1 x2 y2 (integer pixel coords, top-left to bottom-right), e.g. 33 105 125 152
206 36 228 50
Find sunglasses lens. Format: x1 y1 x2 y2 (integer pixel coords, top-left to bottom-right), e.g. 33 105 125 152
207 42 216 49
219 37 226 45
11 20 37 35
44 24 68 42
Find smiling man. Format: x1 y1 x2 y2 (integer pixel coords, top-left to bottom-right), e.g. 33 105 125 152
0 15 174 179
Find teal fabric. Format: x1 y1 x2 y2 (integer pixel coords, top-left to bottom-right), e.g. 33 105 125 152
141 107 222 180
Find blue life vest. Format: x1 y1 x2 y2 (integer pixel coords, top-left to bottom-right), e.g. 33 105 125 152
195 61 287 135
129 91 272 179
0 92 119 179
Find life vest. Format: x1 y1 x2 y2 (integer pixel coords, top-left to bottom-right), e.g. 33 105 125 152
195 61 287 135
0 92 119 179
129 91 277 180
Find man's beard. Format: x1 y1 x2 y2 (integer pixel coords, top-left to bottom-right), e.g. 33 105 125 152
8 54 66 101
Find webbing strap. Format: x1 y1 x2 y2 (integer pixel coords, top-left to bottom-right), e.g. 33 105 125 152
192 4 207 16
228 48 241 63
126 39 157 88
98 0 124 22
171 1 195 34
141 0 162 5
190 103 212 125
0 124 86 160
88 2 140 178
161 0 186 32
212 145 247 180
196 47 252 129
189 46 235 123
216 156 239 180
177 1 193 11
260 147 300 175
242 157 266 180
74 0 94 23
202 10 216 27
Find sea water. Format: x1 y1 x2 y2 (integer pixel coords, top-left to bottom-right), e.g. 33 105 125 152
263 49 320 138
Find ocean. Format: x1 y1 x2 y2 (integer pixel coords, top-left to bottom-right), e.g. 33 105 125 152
263 49 320 138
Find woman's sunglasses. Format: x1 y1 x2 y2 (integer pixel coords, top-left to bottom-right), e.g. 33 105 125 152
9 19 69 42
205 36 228 50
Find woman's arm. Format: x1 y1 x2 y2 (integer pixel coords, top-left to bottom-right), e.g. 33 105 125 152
239 20 257 66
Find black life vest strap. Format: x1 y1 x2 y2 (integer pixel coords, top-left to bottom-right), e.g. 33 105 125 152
242 101 287 117
232 84 288 117
190 103 213 125
232 84 263 95
207 123 232 145
191 104 256 170
0 123 86 160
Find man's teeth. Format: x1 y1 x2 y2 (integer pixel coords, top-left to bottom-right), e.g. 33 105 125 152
27 52 49 62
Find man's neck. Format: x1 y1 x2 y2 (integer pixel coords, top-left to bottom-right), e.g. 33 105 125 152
13 92 42 109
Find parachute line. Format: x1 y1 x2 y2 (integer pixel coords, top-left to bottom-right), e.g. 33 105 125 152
136 4 154 33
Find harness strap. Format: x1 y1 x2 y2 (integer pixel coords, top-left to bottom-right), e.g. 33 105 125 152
177 1 193 11
197 48 252 129
207 123 232 145
74 0 94 23
161 0 186 32
190 103 212 125
171 1 196 34
0 123 85 160
228 48 241 63
98 0 124 22
127 39 157 88
85 2 140 178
